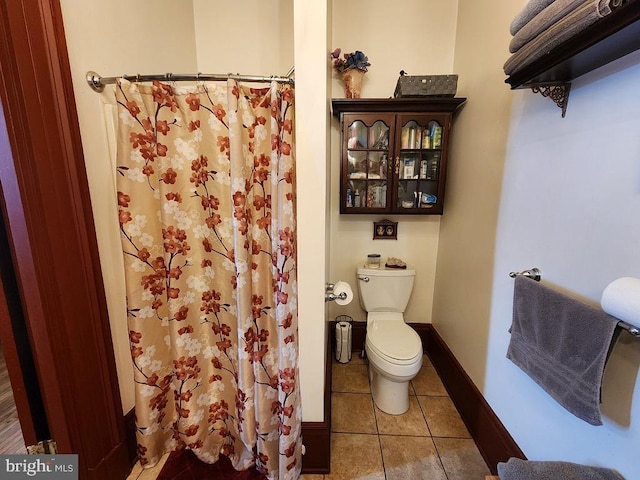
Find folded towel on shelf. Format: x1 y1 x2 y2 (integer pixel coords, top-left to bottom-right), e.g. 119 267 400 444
506 276 620 425
498 458 625 480
510 0 607 53
510 0 557 35
504 0 612 75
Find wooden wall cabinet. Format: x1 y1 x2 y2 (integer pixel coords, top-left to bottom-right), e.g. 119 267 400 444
332 98 466 215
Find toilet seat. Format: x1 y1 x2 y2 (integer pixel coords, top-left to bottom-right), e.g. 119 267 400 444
366 317 422 365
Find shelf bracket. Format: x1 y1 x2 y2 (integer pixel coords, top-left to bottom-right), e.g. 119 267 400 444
529 82 571 118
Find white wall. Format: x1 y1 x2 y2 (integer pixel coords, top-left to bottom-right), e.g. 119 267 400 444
435 0 640 478
192 0 294 76
293 0 331 423
329 0 459 325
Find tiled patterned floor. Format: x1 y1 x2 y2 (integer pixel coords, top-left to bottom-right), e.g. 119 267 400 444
127 354 490 479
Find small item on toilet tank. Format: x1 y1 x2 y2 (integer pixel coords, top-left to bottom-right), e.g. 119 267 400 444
386 257 407 269
367 254 381 268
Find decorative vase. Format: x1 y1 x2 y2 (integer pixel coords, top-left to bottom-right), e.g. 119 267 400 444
342 69 365 99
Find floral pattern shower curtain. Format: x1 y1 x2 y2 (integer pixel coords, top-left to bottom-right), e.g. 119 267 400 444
115 79 300 479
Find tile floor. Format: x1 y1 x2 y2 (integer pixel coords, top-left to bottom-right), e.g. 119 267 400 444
304 353 491 480
127 354 490 480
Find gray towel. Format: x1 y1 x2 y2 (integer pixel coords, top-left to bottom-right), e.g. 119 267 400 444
510 0 557 35
510 0 605 53
498 457 624 480
507 276 619 425
504 0 611 75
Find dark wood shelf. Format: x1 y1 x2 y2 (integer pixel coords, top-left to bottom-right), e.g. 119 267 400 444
505 0 640 89
332 97 467 116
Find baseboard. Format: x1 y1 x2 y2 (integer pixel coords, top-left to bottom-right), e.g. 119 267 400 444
124 408 137 467
408 322 430 351
300 421 330 474
424 324 526 474
300 321 333 474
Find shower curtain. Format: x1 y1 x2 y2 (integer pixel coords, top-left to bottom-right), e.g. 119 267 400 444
115 79 300 479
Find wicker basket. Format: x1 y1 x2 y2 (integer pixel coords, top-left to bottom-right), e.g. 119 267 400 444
394 74 458 97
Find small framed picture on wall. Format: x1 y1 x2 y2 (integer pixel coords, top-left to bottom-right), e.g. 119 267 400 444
373 219 398 240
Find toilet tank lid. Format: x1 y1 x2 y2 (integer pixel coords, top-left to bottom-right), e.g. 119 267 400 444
357 265 415 276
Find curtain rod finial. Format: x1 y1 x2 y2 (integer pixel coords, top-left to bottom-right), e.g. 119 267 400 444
86 71 104 92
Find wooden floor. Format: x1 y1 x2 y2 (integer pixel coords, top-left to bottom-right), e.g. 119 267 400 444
0 343 26 453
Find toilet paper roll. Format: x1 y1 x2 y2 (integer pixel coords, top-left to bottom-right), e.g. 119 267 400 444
601 277 640 326
333 280 353 306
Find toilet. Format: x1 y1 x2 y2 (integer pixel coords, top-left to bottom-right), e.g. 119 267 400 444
357 265 423 415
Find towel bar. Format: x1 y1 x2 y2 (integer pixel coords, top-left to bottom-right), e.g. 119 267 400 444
509 268 640 337
509 268 542 281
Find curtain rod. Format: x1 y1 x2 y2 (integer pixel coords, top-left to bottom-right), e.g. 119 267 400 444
86 67 295 92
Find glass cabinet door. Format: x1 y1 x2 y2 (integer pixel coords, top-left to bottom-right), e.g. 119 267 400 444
334 97 464 216
396 117 445 211
344 116 391 211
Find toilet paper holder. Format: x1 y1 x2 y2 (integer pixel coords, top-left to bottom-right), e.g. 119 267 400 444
618 320 640 337
325 283 348 302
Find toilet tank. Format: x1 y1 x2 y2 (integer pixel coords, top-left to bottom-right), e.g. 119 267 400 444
356 266 415 313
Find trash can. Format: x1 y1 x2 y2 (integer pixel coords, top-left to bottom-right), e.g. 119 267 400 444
335 315 353 363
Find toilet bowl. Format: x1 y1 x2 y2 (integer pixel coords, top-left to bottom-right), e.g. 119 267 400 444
366 312 423 414
357 266 423 415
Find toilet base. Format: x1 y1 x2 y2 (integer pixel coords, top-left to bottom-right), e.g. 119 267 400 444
370 365 410 415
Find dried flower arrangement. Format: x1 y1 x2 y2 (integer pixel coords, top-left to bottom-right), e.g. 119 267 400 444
330 48 371 73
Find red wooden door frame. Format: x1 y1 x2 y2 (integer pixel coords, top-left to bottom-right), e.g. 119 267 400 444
0 0 130 478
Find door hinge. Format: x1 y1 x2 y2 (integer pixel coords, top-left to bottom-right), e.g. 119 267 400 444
26 439 57 455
